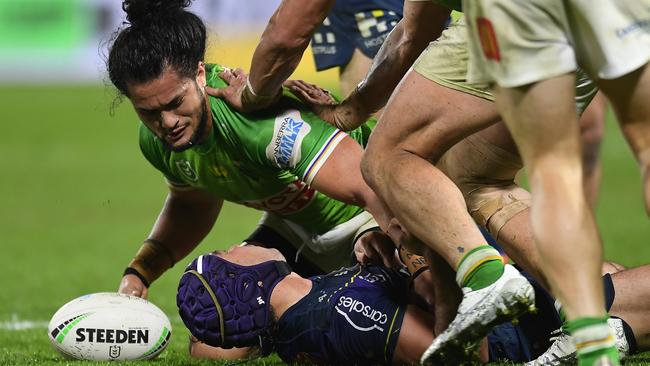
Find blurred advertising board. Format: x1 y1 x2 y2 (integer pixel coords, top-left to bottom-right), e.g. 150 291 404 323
0 0 285 83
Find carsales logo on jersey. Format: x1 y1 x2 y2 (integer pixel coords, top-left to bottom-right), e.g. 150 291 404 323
336 296 388 328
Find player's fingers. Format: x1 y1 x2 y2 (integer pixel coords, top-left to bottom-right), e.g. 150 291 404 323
374 234 400 268
218 69 235 84
232 68 246 79
205 86 226 98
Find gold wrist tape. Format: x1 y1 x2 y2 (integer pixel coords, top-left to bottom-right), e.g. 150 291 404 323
398 246 428 276
127 240 175 284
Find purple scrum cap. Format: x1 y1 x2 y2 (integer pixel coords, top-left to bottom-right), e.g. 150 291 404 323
177 253 291 350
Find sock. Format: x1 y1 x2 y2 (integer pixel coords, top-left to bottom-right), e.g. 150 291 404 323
566 316 620 366
455 245 504 291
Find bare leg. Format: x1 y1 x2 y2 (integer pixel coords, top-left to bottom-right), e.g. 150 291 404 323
439 121 549 289
610 265 650 350
423 248 463 336
493 74 606 319
579 92 606 209
362 69 501 268
598 63 650 216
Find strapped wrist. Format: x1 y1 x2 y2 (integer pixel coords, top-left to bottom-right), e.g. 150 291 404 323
123 267 150 288
398 245 428 276
127 238 175 285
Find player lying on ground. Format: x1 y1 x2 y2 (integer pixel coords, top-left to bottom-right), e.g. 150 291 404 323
176 244 650 365
106 0 407 301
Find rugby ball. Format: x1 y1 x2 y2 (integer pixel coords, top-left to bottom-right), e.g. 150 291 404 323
48 292 171 361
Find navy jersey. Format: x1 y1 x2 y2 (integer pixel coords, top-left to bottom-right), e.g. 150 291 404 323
311 0 404 71
273 265 408 365
272 264 614 364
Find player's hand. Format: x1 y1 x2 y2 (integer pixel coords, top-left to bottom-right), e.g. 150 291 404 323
386 218 428 255
205 68 248 112
353 230 401 269
284 79 337 106
118 274 149 299
285 80 366 131
206 68 282 113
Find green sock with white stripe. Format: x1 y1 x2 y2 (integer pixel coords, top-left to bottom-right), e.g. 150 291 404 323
566 316 620 366
455 245 504 291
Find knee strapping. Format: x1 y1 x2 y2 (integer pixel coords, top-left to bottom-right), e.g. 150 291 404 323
466 184 531 239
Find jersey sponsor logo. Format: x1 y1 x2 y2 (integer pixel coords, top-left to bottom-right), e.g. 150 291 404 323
476 17 501 61
241 180 316 215
211 164 229 178
335 296 387 332
311 45 337 55
616 19 650 38
358 272 387 284
175 160 199 182
266 110 311 169
75 328 149 344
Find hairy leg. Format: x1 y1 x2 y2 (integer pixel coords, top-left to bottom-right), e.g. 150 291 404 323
494 74 606 319
579 92 606 209
609 265 650 350
438 122 548 288
598 63 650 216
362 69 500 268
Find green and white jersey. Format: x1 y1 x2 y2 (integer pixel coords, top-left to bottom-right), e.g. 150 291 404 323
139 64 375 234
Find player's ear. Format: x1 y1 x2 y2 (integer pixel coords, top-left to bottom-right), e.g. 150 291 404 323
196 61 206 88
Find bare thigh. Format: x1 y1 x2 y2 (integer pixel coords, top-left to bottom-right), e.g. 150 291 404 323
365 69 500 165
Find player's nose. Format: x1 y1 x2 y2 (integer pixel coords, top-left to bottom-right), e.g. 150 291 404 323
160 110 179 130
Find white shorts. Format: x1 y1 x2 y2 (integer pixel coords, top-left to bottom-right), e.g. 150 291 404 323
254 211 377 272
463 0 650 87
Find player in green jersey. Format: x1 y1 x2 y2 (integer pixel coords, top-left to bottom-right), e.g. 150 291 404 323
106 0 401 302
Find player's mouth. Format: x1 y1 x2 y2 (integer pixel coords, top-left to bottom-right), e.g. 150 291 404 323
166 124 187 142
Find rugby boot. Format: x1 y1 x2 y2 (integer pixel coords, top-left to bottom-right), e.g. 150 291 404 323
420 264 535 365
525 318 629 366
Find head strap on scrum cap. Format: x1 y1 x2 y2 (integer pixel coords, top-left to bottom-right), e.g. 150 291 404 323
177 253 291 350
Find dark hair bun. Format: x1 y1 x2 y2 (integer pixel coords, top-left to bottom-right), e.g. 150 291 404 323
123 0 193 24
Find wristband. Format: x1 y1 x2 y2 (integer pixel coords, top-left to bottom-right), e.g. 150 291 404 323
242 77 281 109
123 267 150 288
398 245 428 275
411 266 430 280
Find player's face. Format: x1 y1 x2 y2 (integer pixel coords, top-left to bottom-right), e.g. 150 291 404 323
213 244 287 266
127 64 210 152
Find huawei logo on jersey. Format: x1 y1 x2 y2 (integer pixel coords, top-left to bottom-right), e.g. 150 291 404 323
240 180 316 215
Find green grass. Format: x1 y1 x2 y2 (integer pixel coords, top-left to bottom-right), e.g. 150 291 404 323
0 85 649 365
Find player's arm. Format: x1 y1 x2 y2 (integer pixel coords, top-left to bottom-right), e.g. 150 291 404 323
189 336 258 360
209 0 335 113
294 1 451 130
119 187 223 298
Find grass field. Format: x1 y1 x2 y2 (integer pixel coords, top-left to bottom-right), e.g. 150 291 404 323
1 82 649 366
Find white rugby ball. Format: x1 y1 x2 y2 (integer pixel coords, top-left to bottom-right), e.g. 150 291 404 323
48 292 171 361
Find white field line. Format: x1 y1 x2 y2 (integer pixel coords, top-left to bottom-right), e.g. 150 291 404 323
0 314 48 330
